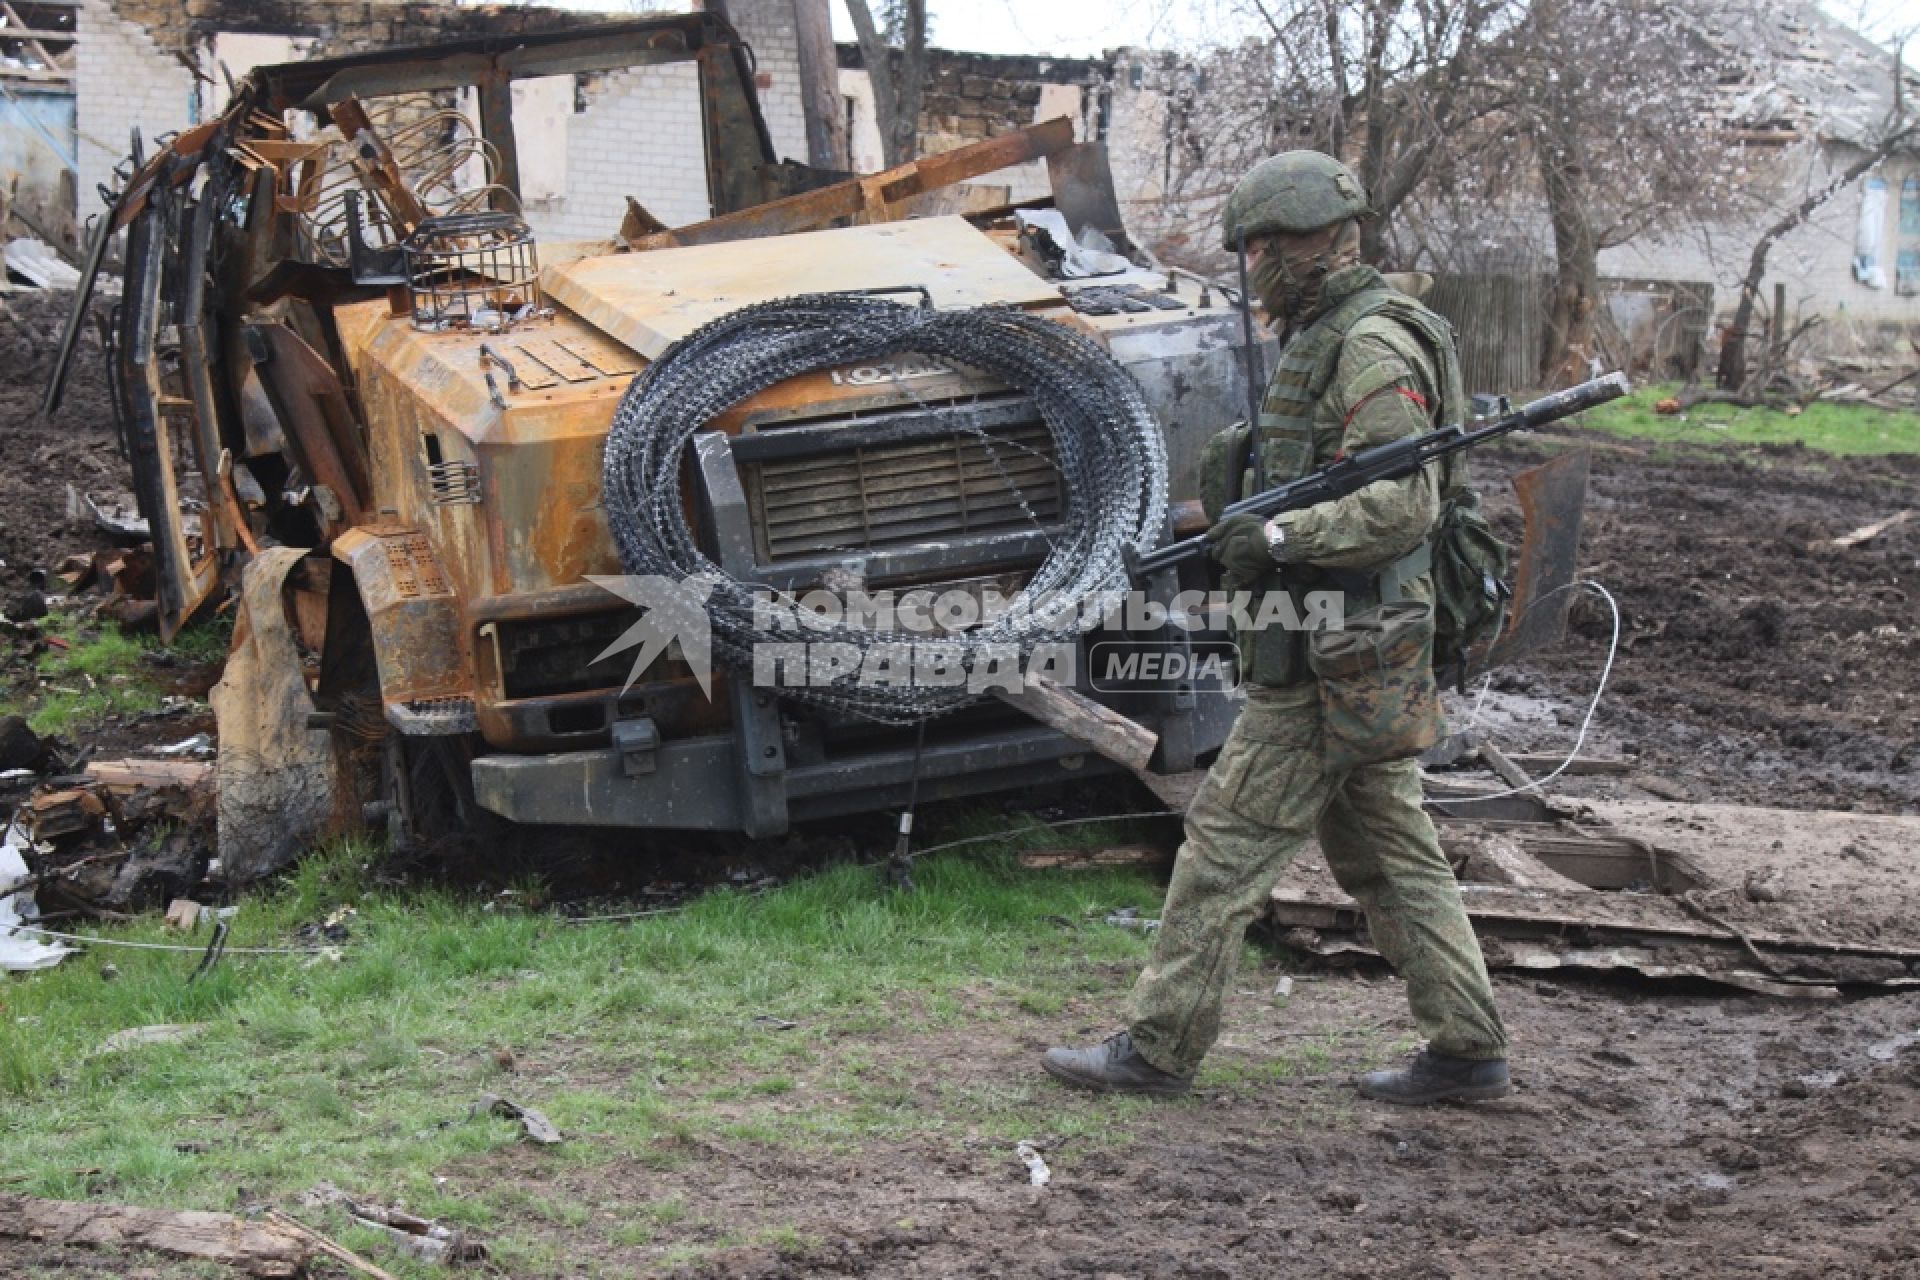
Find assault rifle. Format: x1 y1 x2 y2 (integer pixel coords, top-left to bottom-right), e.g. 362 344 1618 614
1129 371 1631 579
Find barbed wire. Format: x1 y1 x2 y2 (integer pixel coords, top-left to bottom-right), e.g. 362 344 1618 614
600 294 1169 724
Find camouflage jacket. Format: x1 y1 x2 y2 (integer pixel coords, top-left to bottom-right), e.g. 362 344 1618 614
1221 264 1454 687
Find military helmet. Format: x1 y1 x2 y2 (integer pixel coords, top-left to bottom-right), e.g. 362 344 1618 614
1221 151 1371 251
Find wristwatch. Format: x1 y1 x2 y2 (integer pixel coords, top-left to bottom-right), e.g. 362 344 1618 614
1263 517 1287 561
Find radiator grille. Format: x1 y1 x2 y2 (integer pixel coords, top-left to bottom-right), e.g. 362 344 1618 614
745 422 1063 562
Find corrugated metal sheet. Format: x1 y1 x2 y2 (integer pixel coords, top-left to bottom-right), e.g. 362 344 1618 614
745 422 1062 561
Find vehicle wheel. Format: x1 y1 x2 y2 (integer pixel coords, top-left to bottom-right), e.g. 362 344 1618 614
382 733 487 858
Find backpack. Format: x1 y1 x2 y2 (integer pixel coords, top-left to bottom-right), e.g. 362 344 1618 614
1356 297 1514 686
1428 458 1512 687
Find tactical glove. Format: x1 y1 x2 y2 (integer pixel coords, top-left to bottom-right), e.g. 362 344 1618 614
1206 513 1281 590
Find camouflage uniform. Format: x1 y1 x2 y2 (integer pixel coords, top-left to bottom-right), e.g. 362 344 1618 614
1124 263 1508 1079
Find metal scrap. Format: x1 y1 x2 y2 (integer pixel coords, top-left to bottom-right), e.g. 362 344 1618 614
1272 795 1920 993
472 1095 562 1145
302 1184 486 1267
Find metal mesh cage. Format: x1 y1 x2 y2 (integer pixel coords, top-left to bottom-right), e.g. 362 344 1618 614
402 212 543 332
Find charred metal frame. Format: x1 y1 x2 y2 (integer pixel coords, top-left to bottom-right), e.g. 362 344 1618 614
247 14 792 220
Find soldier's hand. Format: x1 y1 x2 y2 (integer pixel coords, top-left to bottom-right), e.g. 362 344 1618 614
1206 513 1279 589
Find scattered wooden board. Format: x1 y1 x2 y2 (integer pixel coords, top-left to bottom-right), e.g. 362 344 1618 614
1825 509 1912 550
1019 844 1169 870
85 758 212 792
0 1194 308 1278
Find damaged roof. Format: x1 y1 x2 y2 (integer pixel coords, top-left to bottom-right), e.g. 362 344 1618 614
1707 1 1919 151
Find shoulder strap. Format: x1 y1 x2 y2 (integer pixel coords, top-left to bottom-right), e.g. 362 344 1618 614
1305 287 1399 399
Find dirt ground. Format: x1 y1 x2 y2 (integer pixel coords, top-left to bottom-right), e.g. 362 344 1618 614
0 290 124 588
3 293 1918 1276
1476 433 1920 815
638 978 1919 1280
3 975 1916 1279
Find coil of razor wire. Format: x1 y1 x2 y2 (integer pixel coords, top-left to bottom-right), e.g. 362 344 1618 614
600 294 1168 723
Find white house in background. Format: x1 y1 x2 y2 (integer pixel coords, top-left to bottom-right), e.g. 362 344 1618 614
1593 2 1919 350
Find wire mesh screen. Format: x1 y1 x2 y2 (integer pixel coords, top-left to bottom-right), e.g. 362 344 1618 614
403 213 543 332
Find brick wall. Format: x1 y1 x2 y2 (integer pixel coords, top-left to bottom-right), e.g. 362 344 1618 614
75 0 199 215
523 62 711 243
837 44 1094 204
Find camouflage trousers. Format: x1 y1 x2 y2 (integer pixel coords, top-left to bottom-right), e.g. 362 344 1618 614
1128 682 1508 1077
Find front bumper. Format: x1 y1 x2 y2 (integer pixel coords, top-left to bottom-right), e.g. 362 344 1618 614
471 720 1137 834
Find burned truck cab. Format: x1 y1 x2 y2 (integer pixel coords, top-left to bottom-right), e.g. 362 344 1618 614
330 211 1253 837
51 15 1259 864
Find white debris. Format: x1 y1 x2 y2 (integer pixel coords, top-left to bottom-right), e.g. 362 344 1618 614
0 819 71 972
1015 1141 1051 1187
2 239 81 290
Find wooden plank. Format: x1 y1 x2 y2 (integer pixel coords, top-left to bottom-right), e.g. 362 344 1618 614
627 117 1075 253
0 1 67 78
1501 753 1634 776
1475 740 1540 793
994 676 1156 774
0 1194 309 1278
1827 509 1912 549
264 1212 399 1280
86 758 213 791
1020 844 1169 870
989 675 1200 809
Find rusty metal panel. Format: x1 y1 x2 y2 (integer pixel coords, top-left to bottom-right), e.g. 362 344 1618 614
333 526 471 708
245 322 373 531
1486 447 1591 668
544 216 1061 360
513 337 600 384
499 349 559 390
743 422 1064 562
553 335 639 378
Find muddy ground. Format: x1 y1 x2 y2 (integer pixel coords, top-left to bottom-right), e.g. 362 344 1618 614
651 979 1920 1280
3 292 1918 1276
4 975 1916 1279
0 290 123 587
1476 432 1920 815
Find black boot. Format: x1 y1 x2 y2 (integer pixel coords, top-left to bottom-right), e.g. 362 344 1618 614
1042 1031 1192 1097
1358 1049 1510 1105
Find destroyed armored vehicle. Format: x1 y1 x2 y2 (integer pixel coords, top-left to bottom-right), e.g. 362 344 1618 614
47 13 1287 873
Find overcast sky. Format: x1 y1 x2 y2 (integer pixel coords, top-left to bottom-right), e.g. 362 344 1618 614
817 0 1920 58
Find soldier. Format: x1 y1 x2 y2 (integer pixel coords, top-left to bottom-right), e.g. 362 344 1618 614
1042 151 1511 1105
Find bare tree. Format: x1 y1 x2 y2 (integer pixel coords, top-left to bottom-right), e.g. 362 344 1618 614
794 0 851 170
1477 0 1745 385
1128 1 1510 270
844 0 929 168
1245 0 1512 262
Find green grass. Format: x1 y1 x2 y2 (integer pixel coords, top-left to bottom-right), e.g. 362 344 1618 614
1580 381 1920 456
0 610 230 737
0 833 1334 1275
